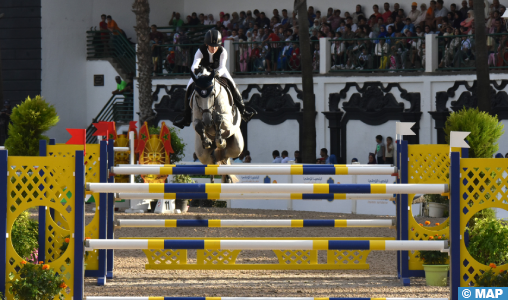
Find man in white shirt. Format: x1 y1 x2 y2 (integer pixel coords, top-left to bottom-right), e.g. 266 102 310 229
272 150 282 163
408 2 422 22
281 150 293 163
434 0 449 26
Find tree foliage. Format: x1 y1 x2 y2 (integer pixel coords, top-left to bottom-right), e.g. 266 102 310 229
444 107 504 158
4 96 59 156
11 211 39 261
467 216 508 266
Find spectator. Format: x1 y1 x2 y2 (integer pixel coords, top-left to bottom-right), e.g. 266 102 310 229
204 14 215 25
330 10 343 31
352 5 366 24
295 157 302 163
169 12 184 27
346 16 358 32
425 1 437 30
99 14 109 52
327 7 334 18
238 28 247 41
391 3 402 20
280 9 291 29
489 0 504 15
223 13 231 27
281 150 293 163
100 14 108 32
453 34 472 67
244 154 252 163
150 25 164 42
308 6 317 24
414 3 428 26
385 136 394 164
151 36 162 74
234 150 248 163
193 153 199 162
188 12 200 25
351 157 359 163
106 15 121 35
368 153 377 164
403 17 416 33
383 3 393 22
273 9 281 22
320 148 331 164
294 150 301 161
309 19 321 34
460 10 474 33
112 76 127 95
495 153 504 158
505 153 508 158
374 135 386 164
408 2 422 22
370 5 383 23
257 12 270 29
434 0 449 27
272 150 282 163
459 0 469 20
394 16 405 32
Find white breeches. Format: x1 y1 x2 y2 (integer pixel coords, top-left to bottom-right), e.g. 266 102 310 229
186 70 235 88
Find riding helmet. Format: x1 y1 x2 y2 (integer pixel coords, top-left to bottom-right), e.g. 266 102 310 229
204 29 222 47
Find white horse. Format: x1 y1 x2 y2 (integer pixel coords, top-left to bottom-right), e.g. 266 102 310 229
190 70 244 182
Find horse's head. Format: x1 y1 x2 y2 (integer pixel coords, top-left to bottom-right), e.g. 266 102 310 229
190 69 216 127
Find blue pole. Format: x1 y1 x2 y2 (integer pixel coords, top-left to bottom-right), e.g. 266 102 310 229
449 151 460 300
399 140 410 286
106 140 115 279
96 141 108 285
0 149 8 296
74 150 85 300
38 140 47 264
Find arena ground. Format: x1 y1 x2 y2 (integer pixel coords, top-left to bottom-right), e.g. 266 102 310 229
84 206 449 298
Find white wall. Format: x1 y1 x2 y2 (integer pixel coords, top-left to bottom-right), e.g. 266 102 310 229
85 61 120 125
347 120 397 164
42 0 93 142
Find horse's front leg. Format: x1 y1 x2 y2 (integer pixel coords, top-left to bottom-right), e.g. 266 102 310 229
194 119 213 149
212 111 227 149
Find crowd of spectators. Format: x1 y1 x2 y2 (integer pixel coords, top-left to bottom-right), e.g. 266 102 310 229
141 0 508 74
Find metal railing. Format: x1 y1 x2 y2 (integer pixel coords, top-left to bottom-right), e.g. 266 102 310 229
328 36 425 72
436 33 508 71
233 41 316 75
157 25 215 44
86 29 136 75
152 43 201 76
86 94 133 143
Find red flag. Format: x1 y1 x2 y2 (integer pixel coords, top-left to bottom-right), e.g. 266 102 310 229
136 122 150 154
66 128 86 156
160 122 174 158
99 121 117 140
93 123 109 137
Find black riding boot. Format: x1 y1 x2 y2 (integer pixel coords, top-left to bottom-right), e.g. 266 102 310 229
230 84 256 123
173 84 194 129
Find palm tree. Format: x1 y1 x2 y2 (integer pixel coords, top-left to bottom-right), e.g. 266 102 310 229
473 0 491 113
132 0 154 124
294 0 316 163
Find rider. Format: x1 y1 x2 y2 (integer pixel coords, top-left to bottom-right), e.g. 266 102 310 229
173 29 256 129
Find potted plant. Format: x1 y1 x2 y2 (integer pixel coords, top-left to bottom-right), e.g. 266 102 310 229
172 174 195 213
424 194 449 218
417 234 449 286
9 260 67 300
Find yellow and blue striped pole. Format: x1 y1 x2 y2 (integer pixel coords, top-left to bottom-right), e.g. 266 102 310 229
85 239 448 251
87 183 448 195
114 193 395 201
110 165 397 176
116 219 396 228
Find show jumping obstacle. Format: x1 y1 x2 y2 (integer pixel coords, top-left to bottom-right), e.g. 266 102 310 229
85 297 449 300
1 132 500 300
110 165 398 175
114 193 396 200
116 219 396 228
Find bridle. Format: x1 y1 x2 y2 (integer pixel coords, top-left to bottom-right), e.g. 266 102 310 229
193 78 222 116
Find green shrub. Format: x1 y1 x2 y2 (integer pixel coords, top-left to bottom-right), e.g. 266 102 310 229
11 211 39 260
475 266 508 287
444 107 504 159
9 262 66 300
467 216 508 266
4 96 59 156
149 125 186 163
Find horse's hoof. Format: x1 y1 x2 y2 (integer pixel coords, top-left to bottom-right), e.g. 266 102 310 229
202 138 213 149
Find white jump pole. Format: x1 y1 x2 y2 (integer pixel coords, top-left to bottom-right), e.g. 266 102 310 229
110 166 397 176
87 183 448 194
113 147 129 152
85 239 448 251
